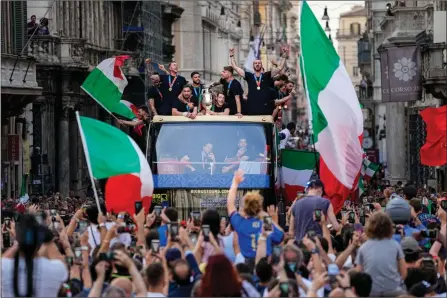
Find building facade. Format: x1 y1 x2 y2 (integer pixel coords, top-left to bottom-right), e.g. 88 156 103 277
364 0 447 189
336 5 366 87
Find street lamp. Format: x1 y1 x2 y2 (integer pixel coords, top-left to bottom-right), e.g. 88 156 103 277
328 34 333 43
324 21 331 32
322 6 329 21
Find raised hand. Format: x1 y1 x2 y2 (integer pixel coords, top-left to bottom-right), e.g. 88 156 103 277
232 170 245 185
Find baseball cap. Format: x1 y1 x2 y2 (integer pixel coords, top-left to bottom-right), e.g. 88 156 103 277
385 195 411 224
401 237 421 254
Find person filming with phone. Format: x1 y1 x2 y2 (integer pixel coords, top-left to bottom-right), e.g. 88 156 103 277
289 179 339 241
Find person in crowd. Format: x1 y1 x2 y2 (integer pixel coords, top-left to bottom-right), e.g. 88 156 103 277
199 92 230 115
37 18 50 35
401 236 422 268
27 15 39 35
219 66 244 116
289 179 339 241
118 106 151 151
189 72 205 113
279 122 296 150
147 73 170 116
172 86 198 118
409 198 440 227
355 211 407 296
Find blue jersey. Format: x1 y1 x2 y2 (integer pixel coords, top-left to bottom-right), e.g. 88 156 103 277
230 212 262 258
158 225 168 247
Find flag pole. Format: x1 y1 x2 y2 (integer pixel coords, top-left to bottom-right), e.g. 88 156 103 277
298 0 320 176
75 111 102 212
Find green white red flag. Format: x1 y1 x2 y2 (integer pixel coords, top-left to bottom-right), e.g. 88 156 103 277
361 157 379 182
81 56 137 120
300 0 364 213
76 113 153 215
281 149 318 204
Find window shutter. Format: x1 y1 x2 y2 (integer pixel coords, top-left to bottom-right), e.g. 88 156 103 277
12 1 27 55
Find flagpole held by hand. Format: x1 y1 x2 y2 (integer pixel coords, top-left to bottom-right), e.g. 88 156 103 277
75 111 102 212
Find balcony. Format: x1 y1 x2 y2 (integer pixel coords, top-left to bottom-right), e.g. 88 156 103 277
421 42 447 100
336 29 363 40
358 38 372 66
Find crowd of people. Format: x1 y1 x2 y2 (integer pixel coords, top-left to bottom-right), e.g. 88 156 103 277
1 170 446 297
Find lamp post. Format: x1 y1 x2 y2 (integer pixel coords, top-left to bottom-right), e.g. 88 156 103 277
321 6 332 44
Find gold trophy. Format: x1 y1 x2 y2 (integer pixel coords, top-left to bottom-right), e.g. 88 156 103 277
201 85 213 115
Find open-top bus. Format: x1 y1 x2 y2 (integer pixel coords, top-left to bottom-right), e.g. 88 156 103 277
146 115 280 219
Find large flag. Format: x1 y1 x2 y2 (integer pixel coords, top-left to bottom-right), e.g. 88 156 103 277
300 1 364 213
81 56 137 120
76 114 153 215
244 30 264 72
281 150 318 204
420 105 447 166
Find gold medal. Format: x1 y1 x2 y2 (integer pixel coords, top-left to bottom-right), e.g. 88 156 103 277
169 88 172 91
257 86 260 90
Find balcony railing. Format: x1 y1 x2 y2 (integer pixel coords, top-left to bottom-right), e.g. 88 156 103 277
421 42 447 99
336 29 362 39
27 36 61 64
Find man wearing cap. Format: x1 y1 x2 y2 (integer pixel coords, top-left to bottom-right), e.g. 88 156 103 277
289 179 339 241
401 237 422 268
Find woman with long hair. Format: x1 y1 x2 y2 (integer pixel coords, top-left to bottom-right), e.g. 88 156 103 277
1 214 68 297
199 254 259 297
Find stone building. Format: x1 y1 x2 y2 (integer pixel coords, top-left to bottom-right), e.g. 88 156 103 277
2 1 164 197
336 5 367 87
364 0 447 189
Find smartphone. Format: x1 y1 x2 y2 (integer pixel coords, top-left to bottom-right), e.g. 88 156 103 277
271 246 282 265
50 209 57 216
73 247 83 263
78 220 88 234
191 211 201 226
99 251 115 262
221 216 227 223
130 238 137 247
314 209 322 222
35 211 45 225
151 239 160 254
263 216 273 231
135 201 143 215
441 200 447 211
328 263 340 284
170 222 179 239
190 234 198 245
2 232 11 248
4 218 11 229
348 211 355 224
307 229 316 239
279 282 289 297
65 256 74 266
154 206 162 217
202 224 210 242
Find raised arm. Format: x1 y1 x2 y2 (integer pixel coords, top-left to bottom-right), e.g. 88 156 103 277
227 170 245 215
271 46 289 77
118 119 143 127
229 48 245 78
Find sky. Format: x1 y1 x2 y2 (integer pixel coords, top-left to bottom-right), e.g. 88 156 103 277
300 1 365 51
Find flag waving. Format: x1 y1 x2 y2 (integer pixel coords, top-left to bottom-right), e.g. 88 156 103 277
419 106 447 166
76 113 153 215
244 28 264 72
81 56 137 120
300 0 364 213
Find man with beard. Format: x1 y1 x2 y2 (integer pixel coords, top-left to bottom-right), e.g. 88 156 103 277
172 86 198 119
272 79 296 120
229 46 289 115
189 72 205 113
118 106 151 151
156 62 187 114
147 73 170 116
209 66 244 116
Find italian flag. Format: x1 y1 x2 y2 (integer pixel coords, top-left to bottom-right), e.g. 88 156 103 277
81 56 137 120
300 1 364 213
281 150 318 204
76 113 153 215
361 157 379 182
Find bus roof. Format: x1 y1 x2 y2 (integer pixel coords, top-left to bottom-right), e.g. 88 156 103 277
152 115 274 124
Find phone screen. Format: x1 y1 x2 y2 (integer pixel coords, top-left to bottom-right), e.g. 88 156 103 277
151 240 160 254
78 220 88 234
135 201 143 214
314 209 322 222
263 216 273 231
191 212 201 226
154 206 162 217
202 224 210 241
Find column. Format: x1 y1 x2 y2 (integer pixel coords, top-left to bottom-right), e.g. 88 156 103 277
385 101 407 183
58 105 70 197
69 111 79 194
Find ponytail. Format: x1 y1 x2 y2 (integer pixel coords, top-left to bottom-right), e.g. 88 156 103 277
13 251 34 297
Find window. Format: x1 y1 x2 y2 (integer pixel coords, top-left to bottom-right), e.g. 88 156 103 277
353 66 359 77
350 22 361 36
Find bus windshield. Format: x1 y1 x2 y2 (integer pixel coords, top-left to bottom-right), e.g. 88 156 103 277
151 122 271 189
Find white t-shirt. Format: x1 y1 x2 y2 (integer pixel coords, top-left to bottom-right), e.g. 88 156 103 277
1 257 68 297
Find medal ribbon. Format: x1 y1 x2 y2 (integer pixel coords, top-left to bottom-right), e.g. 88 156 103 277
168 75 177 90
156 87 163 100
254 73 263 89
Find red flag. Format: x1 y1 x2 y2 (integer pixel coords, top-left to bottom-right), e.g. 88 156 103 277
420 106 447 166
113 55 130 80
105 174 152 216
